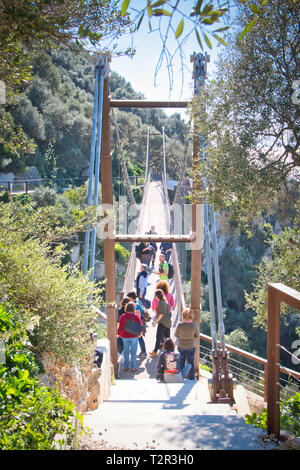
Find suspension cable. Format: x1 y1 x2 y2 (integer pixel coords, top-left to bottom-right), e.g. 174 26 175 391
111 108 140 212
170 116 192 211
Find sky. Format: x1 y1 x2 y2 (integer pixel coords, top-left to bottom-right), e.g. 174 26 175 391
106 1 226 119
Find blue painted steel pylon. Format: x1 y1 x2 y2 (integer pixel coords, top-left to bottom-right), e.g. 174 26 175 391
83 56 110 280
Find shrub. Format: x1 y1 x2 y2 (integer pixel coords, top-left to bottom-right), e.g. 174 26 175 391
245 393 300 437
0 304 83 450
0 200 104 366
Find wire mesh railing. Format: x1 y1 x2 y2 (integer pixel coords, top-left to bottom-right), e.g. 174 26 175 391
0 177 88 194
199 335 300 402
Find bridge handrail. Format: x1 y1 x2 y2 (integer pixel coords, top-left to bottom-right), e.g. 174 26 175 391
160 162 186 323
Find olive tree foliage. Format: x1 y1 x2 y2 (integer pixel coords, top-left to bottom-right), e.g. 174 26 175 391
245 211 300 329
0 198 103 365
119 0 298 94
192 0 299 227
0 0 131 90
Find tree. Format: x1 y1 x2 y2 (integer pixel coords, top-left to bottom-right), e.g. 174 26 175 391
245 212 300 329
0 197 103 364
0 0 131 89
193 0 299 226
119 0 298 92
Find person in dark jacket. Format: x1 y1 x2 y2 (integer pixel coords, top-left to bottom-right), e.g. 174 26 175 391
136 264 150 308
136 242 154 267
160 241 172 262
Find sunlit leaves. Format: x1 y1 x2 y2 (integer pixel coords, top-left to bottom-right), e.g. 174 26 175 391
175 19 184 39
121 0 131 16
239 18 258 40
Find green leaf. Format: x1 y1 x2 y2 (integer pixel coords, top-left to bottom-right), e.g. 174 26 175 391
121 0 130 16
239 18 258 39
195 29 203 50
147 1 153 17
213 34 227 46
175 19 184 39
151 0 169 7
213 26 230 33
204 32 212 49
248 3 261 15
152 8 172 16
201 3 214 16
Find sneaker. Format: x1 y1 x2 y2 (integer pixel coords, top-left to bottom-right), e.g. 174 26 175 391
138 352 147 357
131 368 138 372
149 351 158 358
123 367 129 372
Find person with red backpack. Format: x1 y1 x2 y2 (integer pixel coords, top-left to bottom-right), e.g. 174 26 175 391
118 302 144 372
156 338 191 383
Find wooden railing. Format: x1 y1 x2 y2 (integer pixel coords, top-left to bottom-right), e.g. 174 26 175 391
199 333 300 400
267 283 300 438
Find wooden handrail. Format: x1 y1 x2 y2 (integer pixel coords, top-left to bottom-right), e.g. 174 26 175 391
199 332 300 380
267 283 300 439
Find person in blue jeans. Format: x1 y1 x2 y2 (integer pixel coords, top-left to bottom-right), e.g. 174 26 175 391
117 302 143 372
127 291 147 357
174 308 199 380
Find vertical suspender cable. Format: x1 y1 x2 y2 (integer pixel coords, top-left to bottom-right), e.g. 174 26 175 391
162 126 167 187
204 203 218 353
145 126 150 182
209 206 226 353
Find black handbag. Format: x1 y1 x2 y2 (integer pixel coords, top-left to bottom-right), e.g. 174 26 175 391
124 318 144 337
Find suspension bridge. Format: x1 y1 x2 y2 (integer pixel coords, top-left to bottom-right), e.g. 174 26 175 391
2 51 299 448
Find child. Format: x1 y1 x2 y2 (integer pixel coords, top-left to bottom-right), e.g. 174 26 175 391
156 338 192 383
156 338 180 382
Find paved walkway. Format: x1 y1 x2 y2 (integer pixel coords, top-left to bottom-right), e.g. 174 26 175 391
84 377 266 450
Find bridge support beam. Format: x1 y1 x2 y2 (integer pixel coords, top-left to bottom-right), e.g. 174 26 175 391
101 76 118 376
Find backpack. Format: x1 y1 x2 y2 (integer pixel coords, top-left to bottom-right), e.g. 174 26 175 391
165 352 180 374
167 263 174 279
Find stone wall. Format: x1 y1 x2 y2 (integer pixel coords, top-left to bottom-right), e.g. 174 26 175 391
39 352 103 413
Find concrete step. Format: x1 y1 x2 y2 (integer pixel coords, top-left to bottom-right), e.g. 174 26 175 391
84 378 264 450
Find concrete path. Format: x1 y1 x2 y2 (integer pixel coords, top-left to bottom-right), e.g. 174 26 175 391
84 378 265 450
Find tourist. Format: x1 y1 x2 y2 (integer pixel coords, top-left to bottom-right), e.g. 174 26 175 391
174 308 199 380
151 279 175 316
136 264 150 309
149 289 171 358
160 240 172 262
156 338 192 383
117 302 143 372
136 241 154 267
127 291 147 357
153 253 169 281
117 296 130 354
